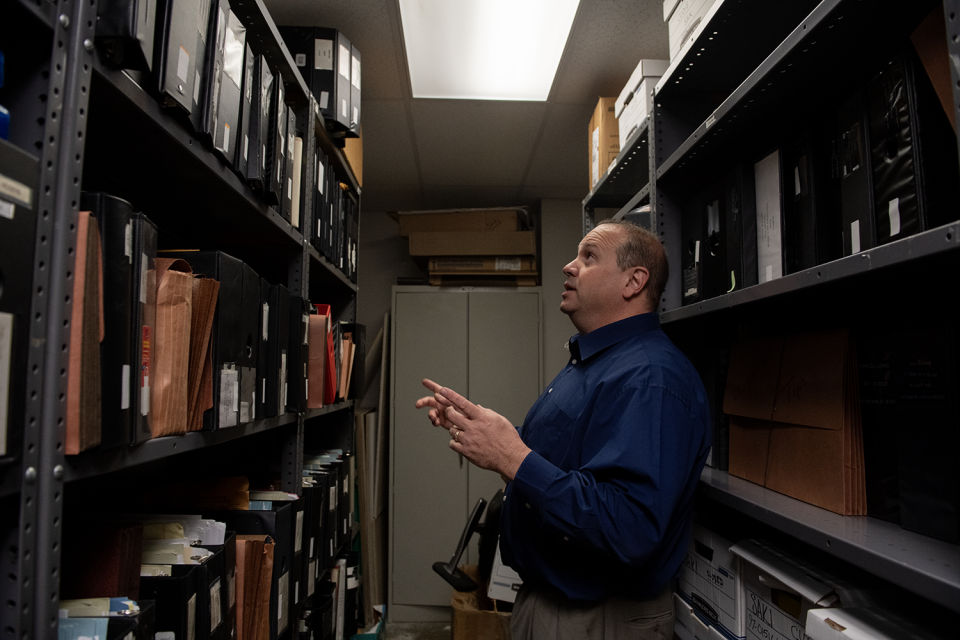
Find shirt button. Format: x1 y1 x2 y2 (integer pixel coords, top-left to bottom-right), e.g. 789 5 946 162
572 359 577 365
564 536 569 541
525 503 531 509
548 388 552 393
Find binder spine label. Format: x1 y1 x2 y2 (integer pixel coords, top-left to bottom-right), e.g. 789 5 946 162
888 197 901 236
141 326 151 415
315 39 333 70
187 592 197 640
210 578 223 631
121 364 130 410
177 46 189 82
124 222 132 262
851 220 861 254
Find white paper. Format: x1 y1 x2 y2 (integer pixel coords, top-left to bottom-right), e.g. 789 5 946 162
320 91 330 109
315 39 333 70
177 46 190 82
124 222 133 262
351 55 361 89
121 364 130 410
0 200 14 220
755 150 783 283
888 197 901 236
223 123 230 153
339 44 351 79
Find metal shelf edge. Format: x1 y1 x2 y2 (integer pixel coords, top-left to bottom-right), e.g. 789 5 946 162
304 400 355 421
63 413 300 482
699 467 960 613
661 221 960 324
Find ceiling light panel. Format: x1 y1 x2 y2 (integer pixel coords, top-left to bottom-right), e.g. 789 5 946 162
399 0 581 101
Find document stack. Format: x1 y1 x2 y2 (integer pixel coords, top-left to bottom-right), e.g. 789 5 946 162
395 207 538 286
723 328 866 516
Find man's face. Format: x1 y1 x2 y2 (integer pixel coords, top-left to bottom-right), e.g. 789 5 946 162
560 225 626 334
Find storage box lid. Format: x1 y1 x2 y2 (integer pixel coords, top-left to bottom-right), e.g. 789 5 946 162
731 540 838 608
615 59 669 117
663 0 682 21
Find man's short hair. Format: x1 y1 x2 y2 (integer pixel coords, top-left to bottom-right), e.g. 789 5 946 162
596 218 668 309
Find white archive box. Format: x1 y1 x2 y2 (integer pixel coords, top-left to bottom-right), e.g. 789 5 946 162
675 593 728 640
676 524 743 640
666 0 722 61
731 540 891 640
615 59 669 147
805 607 953 640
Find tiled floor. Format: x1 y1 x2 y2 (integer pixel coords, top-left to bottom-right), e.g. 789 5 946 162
384 621 453 640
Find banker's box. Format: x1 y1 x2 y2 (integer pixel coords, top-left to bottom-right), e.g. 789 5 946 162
408 231 536 257
732 540 889 640
589 97 619 190
393 208 524 237
675 524 743 640
451 565 511 640
665 0 721 61
615 59 669 148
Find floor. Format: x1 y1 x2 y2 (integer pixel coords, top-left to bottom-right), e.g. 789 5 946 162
384 622 453 640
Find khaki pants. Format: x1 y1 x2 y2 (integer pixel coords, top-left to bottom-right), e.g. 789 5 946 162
510 582 674 640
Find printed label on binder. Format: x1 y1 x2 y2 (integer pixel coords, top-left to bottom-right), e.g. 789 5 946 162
141 326 151 415
177 46 190 82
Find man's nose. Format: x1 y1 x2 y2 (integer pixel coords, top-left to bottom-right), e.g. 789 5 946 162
563 261 577 276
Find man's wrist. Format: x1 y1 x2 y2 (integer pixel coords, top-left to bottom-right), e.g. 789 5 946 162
501 444 532 482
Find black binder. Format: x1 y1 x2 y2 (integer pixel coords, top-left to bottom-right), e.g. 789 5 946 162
312 146 328 252
257 278 271 421
195 542 227 640
278 27 353 132
680 194 702 306
753 148 786 283
287 296 311 414
0 139 39 461
866 47 960 246
130 213 158 443
95 0 155 71
154 0 207 115
82 192 135 450
190 0 224 139
892 327 959 543
234 42 255 179
239 262 260 424
281 107 297 222
264 83 286 208
782 121 841 274
837 90 875 256
213 7 246 168
349 44 361 135
245 55 274 193
139 565 199 640
724 163 758 294
266 284 290 418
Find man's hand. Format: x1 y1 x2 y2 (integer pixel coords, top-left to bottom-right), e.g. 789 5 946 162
415 378 531 481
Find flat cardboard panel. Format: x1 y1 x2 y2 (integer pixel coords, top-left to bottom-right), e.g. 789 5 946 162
408 231 536 256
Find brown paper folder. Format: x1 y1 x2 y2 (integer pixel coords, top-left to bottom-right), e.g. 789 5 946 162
236 535 274 640
152 258 194 437
724 329 865 515
66 211 104 454
187 277 220 432
307 314 326 409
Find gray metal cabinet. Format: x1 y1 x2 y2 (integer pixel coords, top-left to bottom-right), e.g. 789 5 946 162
389 287 542 621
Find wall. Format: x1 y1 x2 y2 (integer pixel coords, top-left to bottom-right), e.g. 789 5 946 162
356 200 584 412
539 199 586 380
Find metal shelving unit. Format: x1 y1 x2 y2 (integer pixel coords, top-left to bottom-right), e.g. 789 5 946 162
3 0 363 635
581 0 960 626
699 468 960 614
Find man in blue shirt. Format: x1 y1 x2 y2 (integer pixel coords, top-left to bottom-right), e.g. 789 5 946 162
417 219 711 640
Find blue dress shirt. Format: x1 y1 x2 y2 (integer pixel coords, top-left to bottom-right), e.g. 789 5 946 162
500 312 711 601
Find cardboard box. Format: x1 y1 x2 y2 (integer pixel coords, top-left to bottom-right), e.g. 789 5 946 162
615 59 669 146
732 540 889 640
589 97 620 189
676 524 743 640
408 231 536 257
393 208 525 237
344 127 363 187
668 0 721 61
428 256 537 274
451 565 511 640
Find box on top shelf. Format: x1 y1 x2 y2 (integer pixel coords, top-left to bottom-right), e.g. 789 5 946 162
615 59 669 147
408 231 536 257
589 97 619 190
666 0 721 62
391 207 528 237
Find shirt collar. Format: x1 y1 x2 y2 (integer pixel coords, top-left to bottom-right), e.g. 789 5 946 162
569 313 661 361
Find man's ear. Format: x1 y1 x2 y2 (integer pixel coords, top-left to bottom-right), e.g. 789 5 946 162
623 266 649 301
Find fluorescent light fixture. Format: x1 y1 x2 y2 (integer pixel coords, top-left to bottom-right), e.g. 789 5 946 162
398 0 581 101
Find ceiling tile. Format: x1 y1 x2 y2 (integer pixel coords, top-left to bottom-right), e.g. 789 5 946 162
523 103 594 190
361 99 420 186
551 0 668 104
360 185 424 213
421 186 525 211
411 100 547 187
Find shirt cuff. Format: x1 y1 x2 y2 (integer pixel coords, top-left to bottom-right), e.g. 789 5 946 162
513 450 561 505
